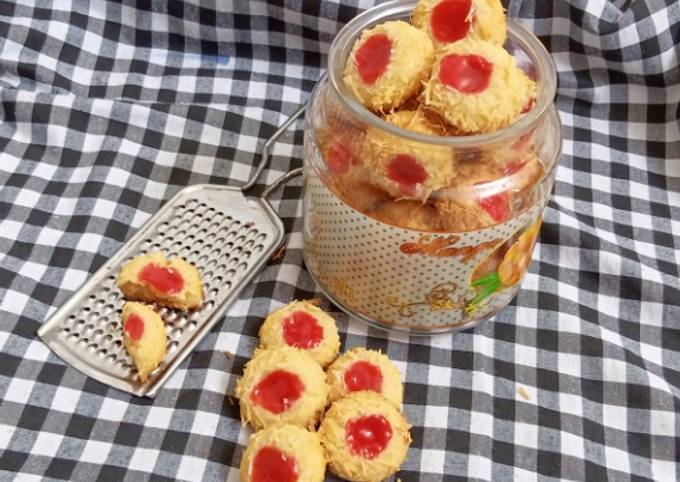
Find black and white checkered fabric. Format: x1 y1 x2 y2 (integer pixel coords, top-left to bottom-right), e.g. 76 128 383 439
1 0 678 480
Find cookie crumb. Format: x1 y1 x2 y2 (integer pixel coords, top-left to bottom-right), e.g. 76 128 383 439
306 297 323 306
518 386 530 400
271 245 286 260
227 394 236 406
225 351 234 360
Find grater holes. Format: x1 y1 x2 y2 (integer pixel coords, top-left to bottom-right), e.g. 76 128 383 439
237 262 248 272
254 244 265 253
244 239 255 249
202 300 215 310
163 311 178 323
256 233 267 242
168 340 180 352
225 269 237 278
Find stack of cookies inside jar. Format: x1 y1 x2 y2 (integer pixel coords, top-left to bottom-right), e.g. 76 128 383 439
323 0 544 230
305 0 558 330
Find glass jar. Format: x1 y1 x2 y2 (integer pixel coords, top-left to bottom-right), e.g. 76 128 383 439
302 0 561 333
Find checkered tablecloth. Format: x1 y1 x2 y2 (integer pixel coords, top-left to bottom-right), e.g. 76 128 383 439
1 0 678 480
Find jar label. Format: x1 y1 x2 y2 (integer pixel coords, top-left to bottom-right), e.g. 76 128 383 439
303 167 545 331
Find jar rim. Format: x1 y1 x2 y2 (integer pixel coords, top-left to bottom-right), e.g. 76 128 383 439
327 0 558 147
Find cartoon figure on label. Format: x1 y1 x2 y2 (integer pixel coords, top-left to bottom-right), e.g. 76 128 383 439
466 217 542 313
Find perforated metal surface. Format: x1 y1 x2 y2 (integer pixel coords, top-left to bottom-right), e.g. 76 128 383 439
38 184 284 397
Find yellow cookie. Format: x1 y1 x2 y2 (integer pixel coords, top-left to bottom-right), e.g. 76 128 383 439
326 347 404 407
240 424 326 482
412 0 506 47
121 302 167 382
364 109 454 201
118 252 203 310
259 301 340 368
236 347 328 431
423 38 535 134
319 391 411 482
372 198 442 231
344 20 434 111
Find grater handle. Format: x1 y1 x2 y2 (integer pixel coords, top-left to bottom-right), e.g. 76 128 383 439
261 167 304 200
242 104 306 192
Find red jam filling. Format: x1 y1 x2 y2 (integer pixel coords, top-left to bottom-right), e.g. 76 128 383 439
355 34 392 85
124 313 145 341
250 370 304 414
138 263 184 294
326 141 355 175
521 97 535 114
439 54 493 94
430 0 473 43
251 446 299 482
478 191 510 223
344 361 383 393
282 310 324 349
346 414 393 459
503 160 526 176
387 154 428 196
511 129 535 151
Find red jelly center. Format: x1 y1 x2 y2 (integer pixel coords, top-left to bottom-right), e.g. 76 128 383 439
521 97 535 114
251 446 299 482
439 54 493 94
346 415 393 460
282 310 324 349
478 191 510 223
503 160 526 176
124 313 145 341
138 263 184 294
430 0 473 43
355 34 392 85
387 154 428 195
250 370 304 414
344 361 383 393
326 141 354 175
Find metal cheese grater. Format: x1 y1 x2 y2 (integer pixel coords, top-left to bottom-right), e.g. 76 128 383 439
38 105 306 397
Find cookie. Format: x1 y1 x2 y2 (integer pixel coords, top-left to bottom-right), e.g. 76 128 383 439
237 347 328 430
259 301 340 368
117 252 203 310
121 302 167 382
326 347 404 406
240 424 326 482
344 20 434 111
423 38 535 133
319 391 411 482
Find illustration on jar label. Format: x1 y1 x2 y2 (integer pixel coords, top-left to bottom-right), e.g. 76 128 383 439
386 281 461 317
303 167 546 331
466 217 542 314
399 234 503 260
